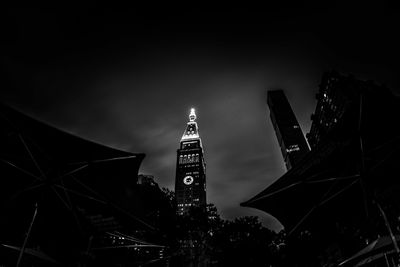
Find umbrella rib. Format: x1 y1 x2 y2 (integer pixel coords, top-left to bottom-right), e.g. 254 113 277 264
111 231 157 245
51 186 72 211
246 182 303 204
107 201 158 232
1 244 59 264
138 255 171 266
289 177 359 235
107 232 154 245
59 164 89 180
49 164 89 185
358 93 364 173
368 148 397 174
318 177 360 207
53 184 107 205
70 177 158 232
0 158 42 182
91 244 166 250
67 155 137 165
366 135 400 155
69 176 109 203
7 182 45 203
91 155 137 163
18 134 46 180
247 174 359 204
357 93 370 218
289 206 318 236
303 169 336 182
59 179 84 233
305 174 360 184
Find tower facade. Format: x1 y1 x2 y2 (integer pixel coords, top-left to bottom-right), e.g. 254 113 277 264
267 90 310 170
306 71 360 149
175 108 206 215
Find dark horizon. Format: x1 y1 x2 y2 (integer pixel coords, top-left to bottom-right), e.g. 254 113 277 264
2 6 399 232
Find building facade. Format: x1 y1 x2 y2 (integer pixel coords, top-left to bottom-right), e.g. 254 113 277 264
175 108 206 215
305 70 392 149
267 90 310 170
306 71 357 149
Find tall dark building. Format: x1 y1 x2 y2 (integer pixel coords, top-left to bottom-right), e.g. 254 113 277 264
305 70 390 149
306 71 356 149
267 90 310 170
175 108 206 215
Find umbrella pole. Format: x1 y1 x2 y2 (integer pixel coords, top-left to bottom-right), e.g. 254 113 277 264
16 202 38 267
384 253 390 267
377 202 400 266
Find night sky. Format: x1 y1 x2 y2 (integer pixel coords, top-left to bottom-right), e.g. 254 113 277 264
2 5 399 231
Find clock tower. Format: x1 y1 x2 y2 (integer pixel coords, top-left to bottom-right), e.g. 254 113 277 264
175 108 206 215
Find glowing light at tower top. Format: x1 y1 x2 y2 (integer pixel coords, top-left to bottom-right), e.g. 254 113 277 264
189 108 197 122
181 107 200 141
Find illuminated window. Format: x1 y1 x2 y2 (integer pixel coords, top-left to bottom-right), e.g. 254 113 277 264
286 144 300 153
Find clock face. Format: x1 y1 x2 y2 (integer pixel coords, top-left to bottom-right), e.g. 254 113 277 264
183 175 194 185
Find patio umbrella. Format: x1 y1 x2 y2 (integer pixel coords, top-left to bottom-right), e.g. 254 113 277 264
0 103 163 265
241 90 400 236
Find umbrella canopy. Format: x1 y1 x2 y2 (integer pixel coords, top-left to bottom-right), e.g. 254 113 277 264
241 83 400 236
0 103 166 265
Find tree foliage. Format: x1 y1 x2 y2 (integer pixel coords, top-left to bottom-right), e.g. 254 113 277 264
159 189 284 266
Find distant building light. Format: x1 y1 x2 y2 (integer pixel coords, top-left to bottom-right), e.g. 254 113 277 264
286 144 300 153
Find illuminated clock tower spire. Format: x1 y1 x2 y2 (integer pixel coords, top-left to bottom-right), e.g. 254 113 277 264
175 108 207 215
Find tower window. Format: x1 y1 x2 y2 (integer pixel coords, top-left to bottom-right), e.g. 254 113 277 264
286 144 300 153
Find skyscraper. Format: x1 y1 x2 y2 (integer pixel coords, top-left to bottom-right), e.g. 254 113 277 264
305 70 392 149
267 90 310 170
175 108 206 215
306 71 356 149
